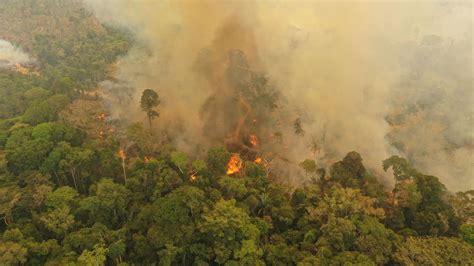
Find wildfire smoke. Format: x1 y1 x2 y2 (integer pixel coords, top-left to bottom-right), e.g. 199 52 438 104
84 1 473 190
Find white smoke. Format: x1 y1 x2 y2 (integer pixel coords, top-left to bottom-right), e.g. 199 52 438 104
0 39 32 68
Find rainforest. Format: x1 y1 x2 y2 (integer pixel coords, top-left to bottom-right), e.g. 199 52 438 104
0 1 472 265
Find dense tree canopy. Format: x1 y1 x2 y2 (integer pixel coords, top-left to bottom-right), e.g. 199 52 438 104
0 1 472 265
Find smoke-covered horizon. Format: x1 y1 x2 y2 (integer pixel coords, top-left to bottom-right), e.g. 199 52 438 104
83 0 473 191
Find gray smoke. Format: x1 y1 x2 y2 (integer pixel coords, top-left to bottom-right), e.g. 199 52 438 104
84 0 473 191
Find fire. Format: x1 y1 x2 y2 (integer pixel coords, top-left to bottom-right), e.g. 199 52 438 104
226 153 243 175
118 149 126 160
190 174 197 181
250 134 258 146
254 157 263 164
12 63 39 76
14 63 29 75
97 113 107 121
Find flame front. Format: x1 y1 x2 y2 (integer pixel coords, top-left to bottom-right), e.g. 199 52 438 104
250 134 258 146
226 154 243 175
254 157 263 164
14 63 29 75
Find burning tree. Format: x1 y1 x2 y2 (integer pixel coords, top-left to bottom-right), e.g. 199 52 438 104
199 50 279 162
140 89 160 134
226 153 243 175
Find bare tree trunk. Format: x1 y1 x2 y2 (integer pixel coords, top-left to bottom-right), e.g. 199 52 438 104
148 114 153 136
70 169 78 191
3 213 13 225
79 172 86 194
121 156 127 183
53 170 61 186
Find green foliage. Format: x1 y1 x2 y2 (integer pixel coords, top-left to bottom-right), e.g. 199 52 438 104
354 216 400 264
23 87 51 103
6 130 53 174
80 179 131 227
0 2 470 265
148 186 206 249
394 237 474 265
22 94 70 125
192 159 207 173
329 151 366 187
77 244 108 266
330 251 375 266
383 155 414 181
170 151 188 173
32 122 84 146
45 186 79 209
198 199 263 264
218 176 248 200
308 187 385 223
459 224 474 245
206 146 231 176
40 206 75 235
0 241 28 265
384 155 460 237
1 141 471 265
265 241 305 265
107 240 126 262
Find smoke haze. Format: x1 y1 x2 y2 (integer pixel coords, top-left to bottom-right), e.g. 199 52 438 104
0 39 32 68
83 0 473 191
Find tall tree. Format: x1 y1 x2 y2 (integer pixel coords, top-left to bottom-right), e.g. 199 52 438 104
140 89 160 133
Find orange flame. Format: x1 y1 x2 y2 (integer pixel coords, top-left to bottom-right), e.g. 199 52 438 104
226 154 243 175
118 149 126 160
250 134 258 146
14 63 29 75
97 113 107 121
254 157 263 164
190 174 197 181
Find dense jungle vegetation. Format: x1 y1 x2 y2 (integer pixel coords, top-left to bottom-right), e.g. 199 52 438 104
0 1 472 265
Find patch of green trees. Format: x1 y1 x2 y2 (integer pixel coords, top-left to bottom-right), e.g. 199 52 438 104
0 2 472 265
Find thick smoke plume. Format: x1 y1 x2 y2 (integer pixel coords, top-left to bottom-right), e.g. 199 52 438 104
84 0 472 191
0 39 32 68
